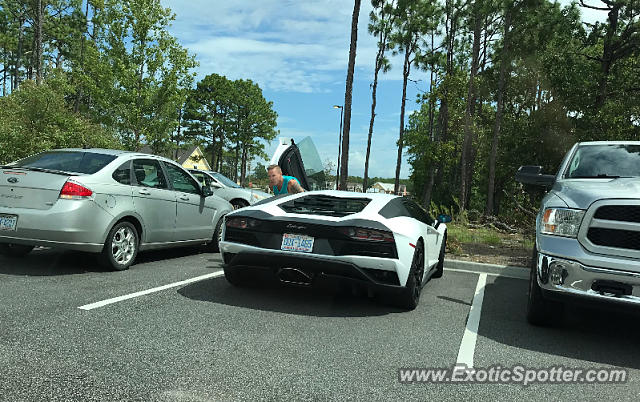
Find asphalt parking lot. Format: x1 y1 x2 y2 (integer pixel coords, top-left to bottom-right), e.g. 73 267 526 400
2 248 640 401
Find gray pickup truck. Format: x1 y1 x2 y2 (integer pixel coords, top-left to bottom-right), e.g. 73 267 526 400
517 141 640 326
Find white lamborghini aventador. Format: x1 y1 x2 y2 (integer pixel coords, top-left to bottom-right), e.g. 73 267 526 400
219 190 450 309
218 136 450 310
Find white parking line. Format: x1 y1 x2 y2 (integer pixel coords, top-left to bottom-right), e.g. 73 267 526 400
456 273 487 368
78 271 225 310
444 267 528 280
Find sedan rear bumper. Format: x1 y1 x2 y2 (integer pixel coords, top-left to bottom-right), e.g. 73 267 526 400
0 199 113 253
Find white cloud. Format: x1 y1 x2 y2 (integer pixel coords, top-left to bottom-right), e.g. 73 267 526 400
160 0 411 93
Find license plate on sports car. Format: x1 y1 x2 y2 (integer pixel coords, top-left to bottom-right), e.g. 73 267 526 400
281 233 314 253
0 214 17 231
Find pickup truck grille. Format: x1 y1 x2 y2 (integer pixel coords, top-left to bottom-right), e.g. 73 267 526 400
587 227 640 250
582 201 640 259
593 205 640 223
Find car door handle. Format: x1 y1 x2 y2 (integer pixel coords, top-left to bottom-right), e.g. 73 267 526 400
138 189 151 195
179 195 190 201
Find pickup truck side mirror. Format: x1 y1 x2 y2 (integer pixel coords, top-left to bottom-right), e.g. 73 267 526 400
515 165 555 188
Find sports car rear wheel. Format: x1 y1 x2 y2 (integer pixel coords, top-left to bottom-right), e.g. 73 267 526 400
224 266 247 287
395 241 424 311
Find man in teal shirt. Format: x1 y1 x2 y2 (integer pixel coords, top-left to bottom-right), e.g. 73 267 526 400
268 164 305 195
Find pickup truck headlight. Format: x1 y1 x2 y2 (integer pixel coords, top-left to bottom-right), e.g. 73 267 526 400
540 208 585 237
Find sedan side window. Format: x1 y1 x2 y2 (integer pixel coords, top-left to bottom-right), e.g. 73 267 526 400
112 161 132 185
190 171 211 187
165 163 201 195
132 159 168 189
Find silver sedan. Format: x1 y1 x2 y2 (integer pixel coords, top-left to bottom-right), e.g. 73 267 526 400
0 149 233 270
189 169 272 209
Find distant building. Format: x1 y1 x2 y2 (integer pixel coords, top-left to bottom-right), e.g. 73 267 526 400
138 145 211 171
370 182 409 195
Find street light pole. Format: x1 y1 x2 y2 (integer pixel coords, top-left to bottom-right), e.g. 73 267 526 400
333 105 343 190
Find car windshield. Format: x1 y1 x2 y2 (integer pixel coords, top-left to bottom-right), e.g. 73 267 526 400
565 145 640 179
279 194 370 217
8 151 116 174
210 172 241 188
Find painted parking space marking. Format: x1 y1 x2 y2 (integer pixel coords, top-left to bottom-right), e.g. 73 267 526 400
78 271 224 310
456 273 487 368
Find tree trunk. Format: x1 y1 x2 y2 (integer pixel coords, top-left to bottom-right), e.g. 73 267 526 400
363 1 389 193
486 7 512 215
35 0 43 84
460 4 482 211
595 4 619 110
75 0 90 112
234 140 240 182
395 41 412 194
240 146 248 186
339 0 361 191
14 14 24 89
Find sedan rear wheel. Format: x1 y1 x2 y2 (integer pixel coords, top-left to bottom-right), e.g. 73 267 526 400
99 222 139 271
203 218 224 253
0 243 35 258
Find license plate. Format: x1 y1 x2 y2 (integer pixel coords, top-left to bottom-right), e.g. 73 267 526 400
0 214 17 231
281 233 314 253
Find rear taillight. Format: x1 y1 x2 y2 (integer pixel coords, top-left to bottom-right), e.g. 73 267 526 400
59 181 93 199
226 217 259 229
339 227 395 242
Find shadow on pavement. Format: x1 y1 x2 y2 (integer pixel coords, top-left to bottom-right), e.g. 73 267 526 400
480 276 640 369
0 247 214 276
178 273 403 318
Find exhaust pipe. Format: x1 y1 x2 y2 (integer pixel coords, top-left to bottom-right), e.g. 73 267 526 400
277 267 313 286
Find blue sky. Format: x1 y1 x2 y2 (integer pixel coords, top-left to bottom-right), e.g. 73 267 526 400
159 0 607 179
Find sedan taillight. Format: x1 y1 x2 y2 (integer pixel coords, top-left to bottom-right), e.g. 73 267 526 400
339 227 395 242
59 181 93 199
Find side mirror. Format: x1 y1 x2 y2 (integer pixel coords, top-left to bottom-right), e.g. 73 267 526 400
437 214 452 224
515 165 555 188
201 186 213 197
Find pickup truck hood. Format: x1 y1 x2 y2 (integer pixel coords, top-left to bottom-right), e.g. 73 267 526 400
553 178 640 209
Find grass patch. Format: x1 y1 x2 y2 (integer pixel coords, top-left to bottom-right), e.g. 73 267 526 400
446 223 533 255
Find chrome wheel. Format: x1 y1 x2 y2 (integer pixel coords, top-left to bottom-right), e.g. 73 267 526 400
111 226 136 266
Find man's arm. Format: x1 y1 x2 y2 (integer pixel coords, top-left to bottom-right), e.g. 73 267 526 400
288 179 305 194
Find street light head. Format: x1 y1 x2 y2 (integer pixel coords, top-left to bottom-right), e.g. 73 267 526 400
333 105 343 109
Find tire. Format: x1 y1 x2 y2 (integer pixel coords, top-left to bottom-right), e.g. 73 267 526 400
223 266 246 287
431 233 447 279
527 247 564 326
203 218 224 253
99 221 139 271
231 199 249 210
394 241 425 310
0 243 34 258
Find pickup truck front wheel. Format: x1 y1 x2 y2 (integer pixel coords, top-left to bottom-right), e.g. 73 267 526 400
527 248 564 326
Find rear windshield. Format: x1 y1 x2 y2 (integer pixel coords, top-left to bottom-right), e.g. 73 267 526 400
11 151 116 174
279 194 371 217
